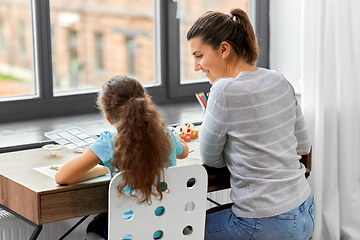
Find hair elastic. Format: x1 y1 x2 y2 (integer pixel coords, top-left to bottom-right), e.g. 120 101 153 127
227 12 234 20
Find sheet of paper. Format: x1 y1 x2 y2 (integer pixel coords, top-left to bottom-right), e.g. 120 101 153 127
33 164 111 183
33 164 64 179
187 139 201 160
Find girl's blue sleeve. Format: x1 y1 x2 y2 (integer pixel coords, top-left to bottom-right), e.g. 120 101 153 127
170 129 183 155
167 128 183 166
88 131 115 168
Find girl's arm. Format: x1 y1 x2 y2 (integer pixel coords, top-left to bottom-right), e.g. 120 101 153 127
176 136 189 159
55 149 108 185
71 165 109 184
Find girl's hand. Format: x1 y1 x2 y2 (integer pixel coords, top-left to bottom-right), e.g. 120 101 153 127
55 149 104 185
176 136 189 159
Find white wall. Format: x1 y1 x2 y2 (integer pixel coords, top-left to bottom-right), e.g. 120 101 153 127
269 0 302 94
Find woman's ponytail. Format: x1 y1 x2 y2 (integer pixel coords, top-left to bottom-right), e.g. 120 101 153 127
230 8 260 65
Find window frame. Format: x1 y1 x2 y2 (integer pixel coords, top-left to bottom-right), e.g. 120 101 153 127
0 0 269 123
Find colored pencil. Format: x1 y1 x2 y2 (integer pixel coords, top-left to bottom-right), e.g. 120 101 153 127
199 93 207 108
202 92 208 103
195 93 205 108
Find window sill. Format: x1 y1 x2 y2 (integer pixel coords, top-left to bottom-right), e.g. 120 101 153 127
0 100 204 153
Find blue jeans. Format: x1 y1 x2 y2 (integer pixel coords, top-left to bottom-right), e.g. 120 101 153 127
205 194 316 240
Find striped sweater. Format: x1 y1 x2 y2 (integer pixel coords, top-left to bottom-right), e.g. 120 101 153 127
200 68 312 218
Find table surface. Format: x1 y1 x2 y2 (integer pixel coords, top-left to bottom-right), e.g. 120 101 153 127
0 136 203 225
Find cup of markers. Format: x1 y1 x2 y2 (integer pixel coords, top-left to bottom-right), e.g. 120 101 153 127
195 92 209 117
195 92 209 109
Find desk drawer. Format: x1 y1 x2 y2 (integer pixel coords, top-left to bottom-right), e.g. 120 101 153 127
40 184 108 224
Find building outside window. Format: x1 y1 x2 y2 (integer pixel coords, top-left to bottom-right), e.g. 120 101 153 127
50 0 157 93
0 1 35 99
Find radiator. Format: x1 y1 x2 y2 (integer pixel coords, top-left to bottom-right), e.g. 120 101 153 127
0 209 94 240
0 190 231 240
207 188 232 208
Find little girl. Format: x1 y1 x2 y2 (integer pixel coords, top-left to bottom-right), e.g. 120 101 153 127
55 75 189 239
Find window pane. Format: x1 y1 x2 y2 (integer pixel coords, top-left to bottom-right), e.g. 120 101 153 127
180 0 250 83
0 1 35 98
49 0 157 94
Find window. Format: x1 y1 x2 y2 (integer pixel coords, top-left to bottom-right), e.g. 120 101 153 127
0 1 35 99
126 36 136 77
67 30 79 89
0 0 268 123
18 21 26 56
94 33 104 72
0 19 4 51
50 0 158 94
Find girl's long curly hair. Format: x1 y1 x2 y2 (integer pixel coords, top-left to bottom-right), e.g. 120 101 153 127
97 75 172 203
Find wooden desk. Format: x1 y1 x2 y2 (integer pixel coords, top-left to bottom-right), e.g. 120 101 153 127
0 148 110 239
0 148 110 225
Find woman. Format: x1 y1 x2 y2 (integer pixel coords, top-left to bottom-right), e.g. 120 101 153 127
187 8 316 240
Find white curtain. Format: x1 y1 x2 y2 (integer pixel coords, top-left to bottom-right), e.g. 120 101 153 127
270 0 360 239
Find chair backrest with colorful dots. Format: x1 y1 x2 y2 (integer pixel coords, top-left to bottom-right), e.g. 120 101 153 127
108 164 208 240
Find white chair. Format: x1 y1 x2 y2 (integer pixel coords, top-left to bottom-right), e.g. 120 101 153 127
108 164 208 240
